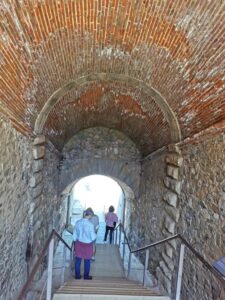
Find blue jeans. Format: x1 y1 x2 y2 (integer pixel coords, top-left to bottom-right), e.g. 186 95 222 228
75 256 91 278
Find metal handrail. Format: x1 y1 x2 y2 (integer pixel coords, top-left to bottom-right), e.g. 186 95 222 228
116 224 225 288
53 229 72 251
117 223 131 252
17 229 72 300
131 234 179 253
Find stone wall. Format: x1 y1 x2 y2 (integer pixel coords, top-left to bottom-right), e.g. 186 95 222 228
128 133 225 298
30 143 62 258
128 146 183 295
178 132 225 300
63 126 141 161
0 116 32 300
27 136 69 295
128 152 177 291
0 116 66 299
129 154 167 248
60 127 141 197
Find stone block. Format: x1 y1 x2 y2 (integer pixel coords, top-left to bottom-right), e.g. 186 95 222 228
33 220 41 233
156 266 172 294
162 252 175 271
159 260 172 280
29 173 43 188
163 191 178 207
33 159 44 172
28 202 36 215
164 177 181 195
167 165 179 180
31 184 43 199
164 215 176 234
168 144 181 154
33 146 45 160
165 154 183 167
168 239 177 250
33 135 46 146
165 205 180 222
165 244 174 258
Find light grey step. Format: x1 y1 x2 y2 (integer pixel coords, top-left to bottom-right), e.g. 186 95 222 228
53 277 170 300
53 294 170 300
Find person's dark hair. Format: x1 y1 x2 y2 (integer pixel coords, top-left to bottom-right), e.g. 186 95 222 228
86 207 94 214
84 208 93 217
109 205 115 213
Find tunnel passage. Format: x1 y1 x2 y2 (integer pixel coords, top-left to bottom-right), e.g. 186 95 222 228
60 174 136 242
58 126 142 198
1 1 225 299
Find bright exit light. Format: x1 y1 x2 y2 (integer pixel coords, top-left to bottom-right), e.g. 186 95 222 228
72 175 123 220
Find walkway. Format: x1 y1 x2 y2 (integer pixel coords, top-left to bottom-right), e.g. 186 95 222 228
85 244 124 278
53 244 169 299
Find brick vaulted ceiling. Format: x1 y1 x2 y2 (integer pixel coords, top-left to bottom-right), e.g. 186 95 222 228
0 1 225 155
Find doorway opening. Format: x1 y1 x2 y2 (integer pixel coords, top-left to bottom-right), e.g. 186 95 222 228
68 175 124 243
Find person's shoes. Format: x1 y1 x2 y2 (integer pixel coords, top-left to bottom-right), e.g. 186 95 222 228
103 240 107 244
84 276 92 280
75 275 81 279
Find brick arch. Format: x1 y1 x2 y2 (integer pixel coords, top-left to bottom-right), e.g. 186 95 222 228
34 73 181 143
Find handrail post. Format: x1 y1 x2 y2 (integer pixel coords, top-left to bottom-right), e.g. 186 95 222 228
115 227 118 245
70 242 73 274
127 252 132 277
122 234 126 262
143 249 149 287
61 244 67 285
119 225 122 248
176 243 185 300
46 237 54 300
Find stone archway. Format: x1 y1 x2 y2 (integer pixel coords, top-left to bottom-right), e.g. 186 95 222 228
60 174 136 235
59 126 142 199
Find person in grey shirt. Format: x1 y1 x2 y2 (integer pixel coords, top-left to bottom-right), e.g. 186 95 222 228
87 207 99 260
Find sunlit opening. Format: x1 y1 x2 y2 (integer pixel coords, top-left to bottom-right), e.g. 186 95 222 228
69 175 124 243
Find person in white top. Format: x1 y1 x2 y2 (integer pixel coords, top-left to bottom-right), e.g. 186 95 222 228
73 208 96 279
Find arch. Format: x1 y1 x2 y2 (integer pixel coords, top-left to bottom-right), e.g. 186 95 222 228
59 158 141 199
34 73 181 142
60 175 135 200
60 174 136 232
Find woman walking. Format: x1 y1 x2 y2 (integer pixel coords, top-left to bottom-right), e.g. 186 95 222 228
73 208 96 279
104 205 118 244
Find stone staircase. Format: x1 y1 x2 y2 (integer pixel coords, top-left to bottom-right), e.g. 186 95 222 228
52 242 170 300
53 277 170 299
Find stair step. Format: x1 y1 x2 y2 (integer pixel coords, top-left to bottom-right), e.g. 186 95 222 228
65 279 138 284
53 277 170 299
53 295 170 300
63 282 143 287
52 244 170 299
57 288 158 295
61 285 146 290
